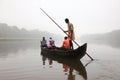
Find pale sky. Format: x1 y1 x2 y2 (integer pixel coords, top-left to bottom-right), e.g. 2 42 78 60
0 0 120 37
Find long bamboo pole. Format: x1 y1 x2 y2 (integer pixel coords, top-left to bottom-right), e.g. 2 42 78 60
40 8 93 60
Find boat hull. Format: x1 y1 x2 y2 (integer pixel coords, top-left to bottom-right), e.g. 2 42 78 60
41 43 87 58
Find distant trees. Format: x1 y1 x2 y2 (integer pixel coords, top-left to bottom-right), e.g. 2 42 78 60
0 23 59 39
80 29 120 48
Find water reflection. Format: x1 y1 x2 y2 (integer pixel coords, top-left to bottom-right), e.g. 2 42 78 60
63 65 75 80
41 53 87 80
84 60 93 67
0 40 39 58
68 67 75 80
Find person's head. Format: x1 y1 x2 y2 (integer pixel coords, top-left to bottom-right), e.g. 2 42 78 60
64 36 68 40
49 37 52 39
43 37 45 40
65 18 69 23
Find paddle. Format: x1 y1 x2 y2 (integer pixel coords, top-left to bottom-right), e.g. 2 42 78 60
40 8 94 61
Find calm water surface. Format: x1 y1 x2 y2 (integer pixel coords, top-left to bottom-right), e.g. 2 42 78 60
0 40 120 80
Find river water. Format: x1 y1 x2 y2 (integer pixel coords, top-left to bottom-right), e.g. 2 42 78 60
0 40 120 80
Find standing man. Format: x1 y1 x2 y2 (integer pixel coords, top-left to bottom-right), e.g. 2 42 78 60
64 18 75 49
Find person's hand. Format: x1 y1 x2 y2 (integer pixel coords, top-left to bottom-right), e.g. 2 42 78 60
63 31 66 33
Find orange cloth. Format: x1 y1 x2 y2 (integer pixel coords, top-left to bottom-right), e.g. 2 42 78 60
62 39 70 49
63 64 69 72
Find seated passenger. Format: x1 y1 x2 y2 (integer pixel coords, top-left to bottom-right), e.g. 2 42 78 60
47 41 52 48
49 37 55 47
62 36 70 49
41 37 47 47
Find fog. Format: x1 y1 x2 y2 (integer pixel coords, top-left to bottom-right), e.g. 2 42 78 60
0 22 120 49
0 0 120 37
0 23 63 45
80 29 120 48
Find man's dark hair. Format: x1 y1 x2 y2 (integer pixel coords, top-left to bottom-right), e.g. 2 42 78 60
64 36 68 39
65 18 69 23
50 37 52 39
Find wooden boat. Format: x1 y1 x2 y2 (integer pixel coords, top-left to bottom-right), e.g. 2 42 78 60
41 43 87 58
40 52 87 80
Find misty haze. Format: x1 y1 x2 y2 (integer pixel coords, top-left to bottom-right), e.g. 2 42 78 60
0 23 120 80
0 0 120 79
0 23 120 48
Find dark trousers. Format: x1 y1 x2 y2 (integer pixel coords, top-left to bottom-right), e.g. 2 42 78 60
69 40 73 50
